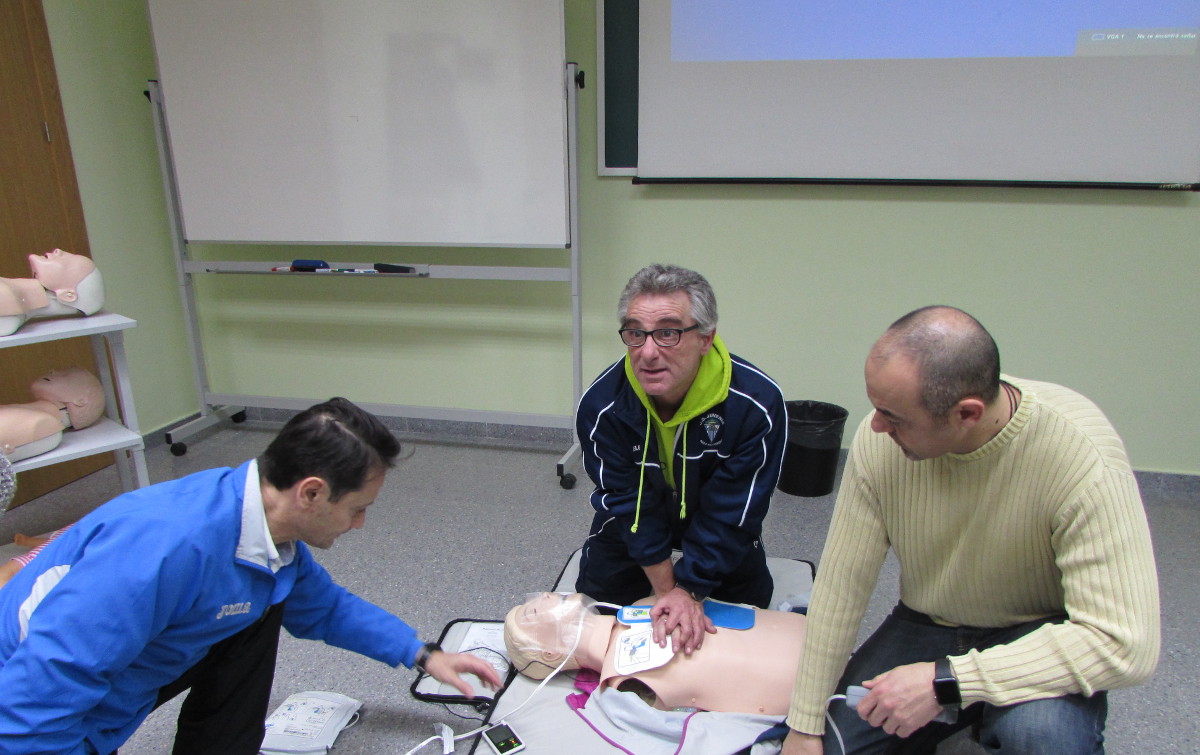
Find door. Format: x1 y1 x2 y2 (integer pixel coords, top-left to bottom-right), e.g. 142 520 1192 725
1 0 110 507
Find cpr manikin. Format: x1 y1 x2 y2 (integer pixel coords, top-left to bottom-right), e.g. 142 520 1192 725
0 452 67 588
0 249 104 336
504 592 806 716
0 367 105 462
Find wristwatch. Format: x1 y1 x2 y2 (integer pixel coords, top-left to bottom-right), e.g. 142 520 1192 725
414 641 442 674
933 657 961 706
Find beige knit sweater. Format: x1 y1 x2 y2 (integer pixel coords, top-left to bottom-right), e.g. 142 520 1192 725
787 377 1160 734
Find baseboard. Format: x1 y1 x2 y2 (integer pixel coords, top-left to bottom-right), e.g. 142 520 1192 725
142 419 1199 493
147 407 573 453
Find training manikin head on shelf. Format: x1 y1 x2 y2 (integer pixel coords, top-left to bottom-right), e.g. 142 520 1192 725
0 249 105 336
503 592 806 716
29 367 106 429
0 367 105 462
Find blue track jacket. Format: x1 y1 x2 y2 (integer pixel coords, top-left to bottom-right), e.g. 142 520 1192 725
577 338 787 597
0 461 422 754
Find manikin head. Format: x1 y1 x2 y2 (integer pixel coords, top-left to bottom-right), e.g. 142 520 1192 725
28 249 94 302
29 367 106 429
27 249 104 315
504 592 599 680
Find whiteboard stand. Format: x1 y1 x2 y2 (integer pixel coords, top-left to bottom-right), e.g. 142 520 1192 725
147 79 246 457
556 63 584 489
147 66 585 480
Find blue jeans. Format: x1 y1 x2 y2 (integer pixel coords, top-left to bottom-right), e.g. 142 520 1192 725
823 603 1107 755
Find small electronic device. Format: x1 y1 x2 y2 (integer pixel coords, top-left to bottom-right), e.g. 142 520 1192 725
482 721 525 754
845 683 956 723
617 605 653 624
845 685 868 708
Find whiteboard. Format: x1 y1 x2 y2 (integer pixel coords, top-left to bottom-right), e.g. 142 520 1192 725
147 0 569 247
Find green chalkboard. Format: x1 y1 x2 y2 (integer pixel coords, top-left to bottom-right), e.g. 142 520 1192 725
601 0 638 171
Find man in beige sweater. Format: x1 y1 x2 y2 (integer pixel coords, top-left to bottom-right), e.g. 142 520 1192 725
783 306 1160 755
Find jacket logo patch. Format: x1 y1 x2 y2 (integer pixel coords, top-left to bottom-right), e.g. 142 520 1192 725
700 413 724 446
216 602 252 620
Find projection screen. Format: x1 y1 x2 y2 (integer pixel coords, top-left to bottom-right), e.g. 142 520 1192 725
637 1 1200 187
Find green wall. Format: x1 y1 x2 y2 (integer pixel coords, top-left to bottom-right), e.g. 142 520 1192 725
41 0 195 435
42 1 1200 474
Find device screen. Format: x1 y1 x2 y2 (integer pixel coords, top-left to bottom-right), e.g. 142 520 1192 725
484 723 524 753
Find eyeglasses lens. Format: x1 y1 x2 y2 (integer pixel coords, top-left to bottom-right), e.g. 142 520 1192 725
619 328 683 347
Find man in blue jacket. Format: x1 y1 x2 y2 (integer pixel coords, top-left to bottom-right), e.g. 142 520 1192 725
575 264 787 656
0 397 500 755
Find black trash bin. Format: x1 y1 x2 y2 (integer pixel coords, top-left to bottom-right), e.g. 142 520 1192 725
777 400 849 497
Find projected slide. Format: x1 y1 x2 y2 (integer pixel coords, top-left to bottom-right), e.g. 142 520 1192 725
671 0 1200 61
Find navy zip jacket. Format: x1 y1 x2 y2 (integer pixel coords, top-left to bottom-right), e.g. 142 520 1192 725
577 337 787 597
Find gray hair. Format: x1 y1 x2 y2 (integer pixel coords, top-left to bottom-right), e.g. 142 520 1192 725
617 264 717 334
876 306 1001 418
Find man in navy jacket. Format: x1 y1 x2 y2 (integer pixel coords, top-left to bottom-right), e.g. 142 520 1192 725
0 397 499 755
575 264 787 656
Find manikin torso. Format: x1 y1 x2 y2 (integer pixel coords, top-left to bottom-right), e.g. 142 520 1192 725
0 405 63 461
0 278 51 313
0 367 105 461
578 607 806 716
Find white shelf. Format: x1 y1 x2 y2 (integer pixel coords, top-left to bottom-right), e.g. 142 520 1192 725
10 419 143 473
0 311 135 348
1 312 148 491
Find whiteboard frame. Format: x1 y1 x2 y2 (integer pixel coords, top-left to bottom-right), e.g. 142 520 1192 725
147 0 571 247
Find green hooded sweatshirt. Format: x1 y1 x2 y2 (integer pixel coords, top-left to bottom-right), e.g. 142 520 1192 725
623 333 732 491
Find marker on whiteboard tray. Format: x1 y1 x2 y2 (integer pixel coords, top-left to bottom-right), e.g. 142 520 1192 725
373 263 417 274
291 259 329 272
335 268 379 274
271 266 291 272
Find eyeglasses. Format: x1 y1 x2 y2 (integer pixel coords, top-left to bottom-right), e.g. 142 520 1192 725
618 324 700 348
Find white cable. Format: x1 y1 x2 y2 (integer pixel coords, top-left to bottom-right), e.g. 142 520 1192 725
825 693 848 755
402 733 441 755
438 723 454 754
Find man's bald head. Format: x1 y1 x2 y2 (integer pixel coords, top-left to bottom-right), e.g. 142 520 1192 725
870 306 1001 419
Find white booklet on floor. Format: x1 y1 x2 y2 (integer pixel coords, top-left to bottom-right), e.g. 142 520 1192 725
259 690 361 754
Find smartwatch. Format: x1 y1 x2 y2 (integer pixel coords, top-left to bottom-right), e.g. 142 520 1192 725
414 641 442 674
932 657 961 706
